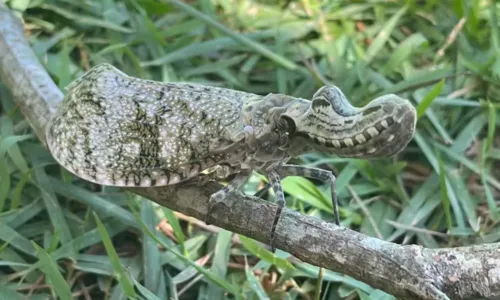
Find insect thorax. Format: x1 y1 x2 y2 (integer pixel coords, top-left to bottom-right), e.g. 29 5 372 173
234 94 311 172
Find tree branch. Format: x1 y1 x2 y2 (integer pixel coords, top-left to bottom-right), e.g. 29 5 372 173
0 7 62 145
1 6 499 300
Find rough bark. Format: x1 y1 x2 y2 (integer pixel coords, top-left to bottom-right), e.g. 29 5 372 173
1 6 499 300
0 7 62 144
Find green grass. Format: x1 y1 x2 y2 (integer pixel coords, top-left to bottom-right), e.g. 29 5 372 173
1 0 499 299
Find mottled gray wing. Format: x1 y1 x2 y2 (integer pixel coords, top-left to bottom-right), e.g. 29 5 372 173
46 64 259 187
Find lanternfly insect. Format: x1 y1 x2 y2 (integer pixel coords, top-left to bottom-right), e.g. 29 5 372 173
46 64 417 251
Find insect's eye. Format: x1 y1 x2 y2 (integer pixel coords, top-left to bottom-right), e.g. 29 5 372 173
277 118 288 131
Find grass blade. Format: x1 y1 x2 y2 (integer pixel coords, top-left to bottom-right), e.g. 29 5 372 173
32 167 73 243
365 5 408 63
93 213 137 298
33 243 73 300
437 155 452 231
207 229 232 299
141 199 168 299
416 79 445 119
244 255 270 300
161 0 301 71
238 235 295 271
129 205 240 296
163 208 186 254
40 3 133 33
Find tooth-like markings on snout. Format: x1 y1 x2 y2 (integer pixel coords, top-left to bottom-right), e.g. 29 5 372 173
355 134 366 144
309 134 325 145
367 127 379 137
316 136 326 145
306 116 395 148
344 138 354 147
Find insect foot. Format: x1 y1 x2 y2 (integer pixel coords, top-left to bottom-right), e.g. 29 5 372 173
204 170 251 225
205 189 229 225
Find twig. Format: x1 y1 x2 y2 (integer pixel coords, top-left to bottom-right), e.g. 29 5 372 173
435 17 466 61
385 220 449 238
347 185 383 239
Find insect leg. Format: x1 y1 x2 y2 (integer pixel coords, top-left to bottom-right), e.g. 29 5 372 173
267 171 285 253
197 164 241 186
205 169 251 225
253 182 272 198
213 164 241 179
274 164 340 226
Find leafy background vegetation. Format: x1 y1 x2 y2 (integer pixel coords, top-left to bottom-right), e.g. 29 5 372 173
0 0 499 299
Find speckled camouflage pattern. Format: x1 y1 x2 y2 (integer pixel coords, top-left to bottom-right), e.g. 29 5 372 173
46 63 416 188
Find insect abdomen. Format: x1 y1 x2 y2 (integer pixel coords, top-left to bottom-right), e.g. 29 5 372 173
46 64 258 187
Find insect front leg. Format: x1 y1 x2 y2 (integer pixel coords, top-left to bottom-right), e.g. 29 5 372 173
274 164 340 226
205 169 251 225
266 171 285 253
